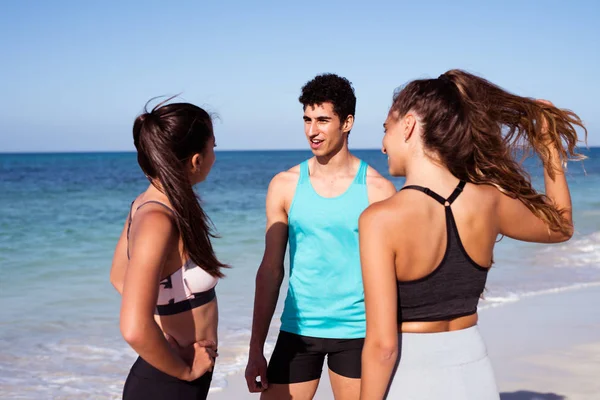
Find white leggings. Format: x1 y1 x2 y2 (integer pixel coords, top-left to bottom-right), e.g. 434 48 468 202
385 326 500 400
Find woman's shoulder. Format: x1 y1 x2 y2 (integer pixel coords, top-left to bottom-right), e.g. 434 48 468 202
462 181 502 209
360 191 416 229
130 199 178 239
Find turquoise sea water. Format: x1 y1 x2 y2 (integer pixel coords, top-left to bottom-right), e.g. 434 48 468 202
1 149 599 399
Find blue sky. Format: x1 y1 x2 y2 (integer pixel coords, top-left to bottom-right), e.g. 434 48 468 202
1 0 598 152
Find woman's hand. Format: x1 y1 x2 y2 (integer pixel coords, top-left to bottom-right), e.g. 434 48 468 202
165 334 218 381
185 340 218 381
165 334 192 363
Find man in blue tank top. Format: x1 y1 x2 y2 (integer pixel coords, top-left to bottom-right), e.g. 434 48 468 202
245 74 396 400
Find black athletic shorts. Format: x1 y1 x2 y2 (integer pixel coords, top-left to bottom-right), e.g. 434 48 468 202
123 356 213 400
267 330 365 384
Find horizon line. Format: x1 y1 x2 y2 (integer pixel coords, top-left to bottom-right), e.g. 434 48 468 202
1 145 599 156
0 148 382 155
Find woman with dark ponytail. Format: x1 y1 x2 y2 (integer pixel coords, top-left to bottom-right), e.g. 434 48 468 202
359 70 586 399
109 99 227 399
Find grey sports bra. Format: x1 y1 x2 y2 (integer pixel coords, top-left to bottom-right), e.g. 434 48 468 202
396 181 489 322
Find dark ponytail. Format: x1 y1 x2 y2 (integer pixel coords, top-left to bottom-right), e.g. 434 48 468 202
133 99 227 277
390 69 587 237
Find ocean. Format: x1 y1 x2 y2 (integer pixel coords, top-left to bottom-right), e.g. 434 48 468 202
1 148 599 399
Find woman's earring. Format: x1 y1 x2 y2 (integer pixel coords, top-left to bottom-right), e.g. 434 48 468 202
404 137 409 143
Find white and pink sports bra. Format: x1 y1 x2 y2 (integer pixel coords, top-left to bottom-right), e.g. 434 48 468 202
127 201 218 316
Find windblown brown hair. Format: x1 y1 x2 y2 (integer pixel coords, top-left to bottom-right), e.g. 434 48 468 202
390 69 587 236
133 98 227 277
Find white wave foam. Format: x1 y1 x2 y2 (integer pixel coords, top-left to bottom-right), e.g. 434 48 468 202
534 231 600 269
479 281 600 310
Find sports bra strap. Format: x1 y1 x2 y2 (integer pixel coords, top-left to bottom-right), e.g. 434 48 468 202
400 180 466 206
446 180 466 205
126 201 135 259
400 185 446 205
127 200 174 259
136 200 174 213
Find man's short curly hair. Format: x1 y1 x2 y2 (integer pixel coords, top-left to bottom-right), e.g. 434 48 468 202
299 73 356 123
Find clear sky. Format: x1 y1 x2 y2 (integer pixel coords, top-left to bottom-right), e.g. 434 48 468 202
1 0 598 152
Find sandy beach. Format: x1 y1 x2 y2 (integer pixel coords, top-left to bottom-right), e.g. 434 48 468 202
209 284 600 400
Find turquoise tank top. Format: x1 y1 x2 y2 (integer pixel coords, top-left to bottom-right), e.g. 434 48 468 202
281 159 369 339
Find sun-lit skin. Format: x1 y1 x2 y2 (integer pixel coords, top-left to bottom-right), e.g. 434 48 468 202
189 135 217 185
381 111 418 177
245 93 397 400
110 130 221 384
303 102 353 159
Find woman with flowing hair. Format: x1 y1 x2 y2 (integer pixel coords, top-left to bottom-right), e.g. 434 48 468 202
110 99 227 399
359 70 586 399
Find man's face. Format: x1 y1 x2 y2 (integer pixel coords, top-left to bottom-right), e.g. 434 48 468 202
303 102 352 156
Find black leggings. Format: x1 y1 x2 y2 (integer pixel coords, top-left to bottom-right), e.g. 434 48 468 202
123 357 213 400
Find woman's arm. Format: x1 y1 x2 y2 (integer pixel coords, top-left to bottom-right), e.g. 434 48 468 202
120 207 214 381
497 147 572 243
110 217 130 294
498 101 574 244
359 203 399 400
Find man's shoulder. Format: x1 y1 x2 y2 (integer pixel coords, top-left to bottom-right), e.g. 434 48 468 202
364 163 386 180
364 164 396 195
268 163 303 193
